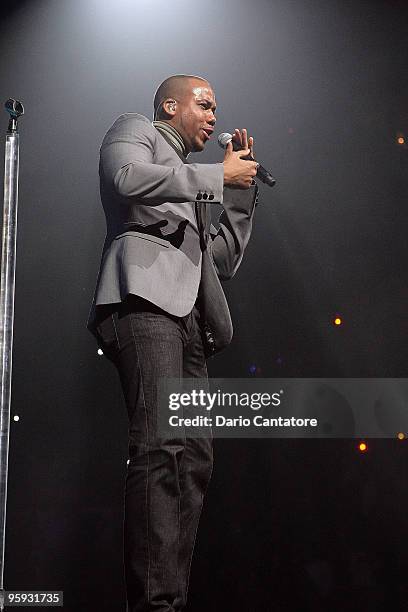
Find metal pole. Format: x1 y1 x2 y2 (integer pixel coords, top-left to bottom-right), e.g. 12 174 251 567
0 99 24 611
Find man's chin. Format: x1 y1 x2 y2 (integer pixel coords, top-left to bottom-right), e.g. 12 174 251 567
192 139 206 153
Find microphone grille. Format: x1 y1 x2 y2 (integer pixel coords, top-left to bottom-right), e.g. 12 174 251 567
217 132 233 148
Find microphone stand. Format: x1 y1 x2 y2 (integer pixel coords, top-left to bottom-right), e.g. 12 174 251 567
0 99 24 611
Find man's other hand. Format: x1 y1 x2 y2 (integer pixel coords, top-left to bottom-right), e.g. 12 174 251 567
223 144 258 189
232 128 255 159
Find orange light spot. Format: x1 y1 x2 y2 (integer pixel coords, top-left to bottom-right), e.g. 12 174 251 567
334 317 342 326
397 432 405 440
397 136 405 145
359 442 367 452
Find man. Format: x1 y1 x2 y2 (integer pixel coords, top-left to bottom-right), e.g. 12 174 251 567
87 74 259 611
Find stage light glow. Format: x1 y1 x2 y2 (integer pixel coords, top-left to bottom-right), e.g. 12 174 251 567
397 136 405 145
97 348 104 356
13 415 19 422
333 317 342 326
397 432 405 440
358 441 367 452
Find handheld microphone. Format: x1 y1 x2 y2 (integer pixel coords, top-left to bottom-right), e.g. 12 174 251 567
218 132 276 188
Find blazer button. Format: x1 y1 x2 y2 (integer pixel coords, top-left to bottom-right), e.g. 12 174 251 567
208 194 214 200
196 192 202 200
202 193 208 200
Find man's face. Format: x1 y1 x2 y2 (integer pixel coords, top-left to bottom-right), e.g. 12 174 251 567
175 80 217 153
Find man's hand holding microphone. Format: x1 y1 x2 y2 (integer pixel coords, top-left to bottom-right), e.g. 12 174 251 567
222 128 258 189
221 127 276 188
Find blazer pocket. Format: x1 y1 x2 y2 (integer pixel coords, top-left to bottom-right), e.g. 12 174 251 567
114 230 170 248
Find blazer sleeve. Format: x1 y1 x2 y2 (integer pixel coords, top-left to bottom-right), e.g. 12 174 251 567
100 115 224 205
208 184 259 280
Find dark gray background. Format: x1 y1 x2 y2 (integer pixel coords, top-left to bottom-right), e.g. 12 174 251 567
1 0 407 609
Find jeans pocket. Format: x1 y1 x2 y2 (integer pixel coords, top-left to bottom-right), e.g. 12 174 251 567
96 314 120 355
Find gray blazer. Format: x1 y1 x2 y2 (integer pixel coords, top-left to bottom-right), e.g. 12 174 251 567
87 113 258 353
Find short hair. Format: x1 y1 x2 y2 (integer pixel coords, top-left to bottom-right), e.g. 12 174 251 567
153 74 209 120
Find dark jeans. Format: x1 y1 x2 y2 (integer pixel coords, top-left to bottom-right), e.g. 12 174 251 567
95 296 213 612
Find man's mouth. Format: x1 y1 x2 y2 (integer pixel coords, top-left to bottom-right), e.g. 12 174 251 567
201 128 213 141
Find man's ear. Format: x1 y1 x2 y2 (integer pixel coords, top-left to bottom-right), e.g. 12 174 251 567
162 99 177 117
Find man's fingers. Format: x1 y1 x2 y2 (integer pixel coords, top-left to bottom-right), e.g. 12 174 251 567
237 148 251 158
232 128 242 148
231 129 253 154
242 128 248 150
249 136 254 159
